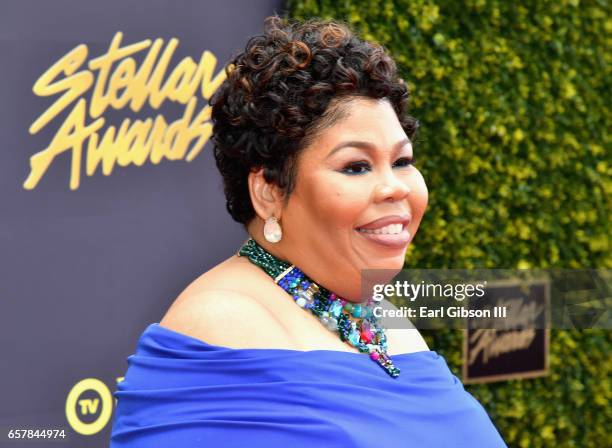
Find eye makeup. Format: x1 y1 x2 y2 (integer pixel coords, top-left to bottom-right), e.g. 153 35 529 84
340 156 415 175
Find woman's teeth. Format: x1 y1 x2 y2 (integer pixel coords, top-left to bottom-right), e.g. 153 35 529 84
357 223 403 235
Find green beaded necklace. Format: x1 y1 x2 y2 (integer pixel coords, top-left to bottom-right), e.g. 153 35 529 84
238 237 401 378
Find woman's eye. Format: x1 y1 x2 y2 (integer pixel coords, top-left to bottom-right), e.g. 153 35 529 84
393 157 415 168
341 161 371 175
341 158 415 175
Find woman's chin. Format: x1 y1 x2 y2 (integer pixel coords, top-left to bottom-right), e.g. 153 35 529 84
357 241 409 271
361 261 404 284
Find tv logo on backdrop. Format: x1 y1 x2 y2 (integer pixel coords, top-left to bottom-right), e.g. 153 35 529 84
65 377 123 435
24 32 228 190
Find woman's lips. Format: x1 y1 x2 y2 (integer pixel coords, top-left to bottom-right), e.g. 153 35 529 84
357 214 411 230
355 226 411 249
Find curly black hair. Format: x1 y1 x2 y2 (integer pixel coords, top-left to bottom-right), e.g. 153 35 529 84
210 14 419 225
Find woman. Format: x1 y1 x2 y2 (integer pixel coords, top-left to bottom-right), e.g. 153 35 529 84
110 15 507 447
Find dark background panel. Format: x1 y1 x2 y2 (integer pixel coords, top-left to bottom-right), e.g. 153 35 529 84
0 1 285 446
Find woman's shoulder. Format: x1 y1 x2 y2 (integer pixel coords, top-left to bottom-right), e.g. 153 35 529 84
159 257 298 350
160 288 298 350
377 298 430 354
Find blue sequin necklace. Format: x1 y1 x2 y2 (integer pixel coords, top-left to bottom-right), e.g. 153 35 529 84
238 238 400 378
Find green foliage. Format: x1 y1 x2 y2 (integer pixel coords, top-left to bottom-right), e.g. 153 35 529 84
287 1 611 446
419 329 612 447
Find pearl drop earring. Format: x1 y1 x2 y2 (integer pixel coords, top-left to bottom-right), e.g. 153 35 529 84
263 216 282 243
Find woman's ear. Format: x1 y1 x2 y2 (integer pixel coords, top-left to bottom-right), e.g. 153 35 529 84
248 167 284 220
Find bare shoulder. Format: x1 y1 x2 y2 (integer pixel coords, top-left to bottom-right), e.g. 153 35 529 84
159 288 296 350
378 299 430 355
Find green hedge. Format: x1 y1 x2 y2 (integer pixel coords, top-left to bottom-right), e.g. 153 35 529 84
286 1 611 446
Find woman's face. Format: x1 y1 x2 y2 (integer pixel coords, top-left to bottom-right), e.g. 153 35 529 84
279 96 428 301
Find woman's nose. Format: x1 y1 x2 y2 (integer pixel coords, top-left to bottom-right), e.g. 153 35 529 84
373 171 412 202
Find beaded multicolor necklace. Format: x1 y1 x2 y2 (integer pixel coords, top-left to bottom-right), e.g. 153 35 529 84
238 238 401 378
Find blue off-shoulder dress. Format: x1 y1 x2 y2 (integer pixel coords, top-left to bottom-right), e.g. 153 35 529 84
110 323 507 447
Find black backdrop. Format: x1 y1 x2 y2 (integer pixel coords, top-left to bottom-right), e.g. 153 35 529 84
0 0 284 446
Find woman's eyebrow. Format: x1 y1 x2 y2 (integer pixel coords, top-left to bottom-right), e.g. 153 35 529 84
325 138 412 159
